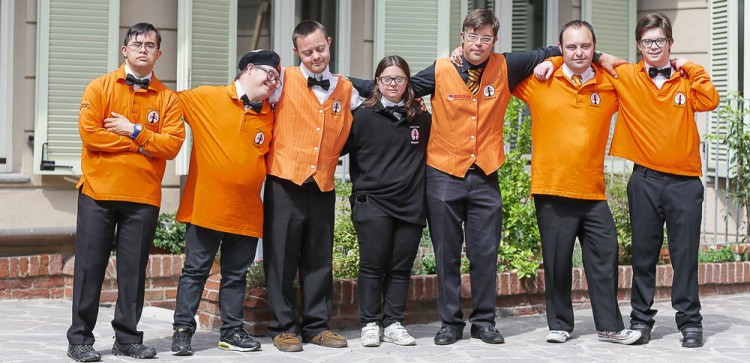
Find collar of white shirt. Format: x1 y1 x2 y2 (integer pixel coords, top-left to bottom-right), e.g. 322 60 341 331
644 61 673 79
561 64 595 84
124 64 153 90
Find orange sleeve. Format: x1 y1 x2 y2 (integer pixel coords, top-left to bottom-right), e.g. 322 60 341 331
511 74 535 103
78 80 139 153
135 92 186 160
548 56 564 70
683 61 720 112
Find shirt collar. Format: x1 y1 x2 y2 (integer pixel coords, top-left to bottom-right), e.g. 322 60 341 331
561 63 595 83
124 64 153 82
459 55 488 73
234 80 246 100
380 96 404 108
299 63 332 81
644 60 673 77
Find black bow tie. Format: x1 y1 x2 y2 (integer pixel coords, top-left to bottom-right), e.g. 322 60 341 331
125 73 150 89
241 95 263 113
307 76 330 91
385 105 406 115
648 67 671 79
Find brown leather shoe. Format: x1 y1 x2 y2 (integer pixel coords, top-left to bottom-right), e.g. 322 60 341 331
307 330 348 348
272 332 303 352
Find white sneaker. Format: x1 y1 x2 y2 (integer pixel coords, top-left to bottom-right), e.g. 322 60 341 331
361 322 381 347
597 329 642 345
382 322 416 346
545 330 570 343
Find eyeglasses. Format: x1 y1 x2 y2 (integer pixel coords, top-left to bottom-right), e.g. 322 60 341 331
253 65 282 87
377 76 407 85
463 33 495 44
639 38 669 48
126 42 159 53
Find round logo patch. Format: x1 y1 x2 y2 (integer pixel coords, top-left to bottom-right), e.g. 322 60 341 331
254 132 265 146
590 93 601 105
483 85 495 97
147 110 160 124
411 128 420 141
331 100 342 115
674 92 686 105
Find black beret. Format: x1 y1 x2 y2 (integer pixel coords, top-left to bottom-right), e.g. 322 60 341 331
238 50 281 73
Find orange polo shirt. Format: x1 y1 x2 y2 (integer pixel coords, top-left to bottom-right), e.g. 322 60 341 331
429 54 511 177
76 64 185 207
176 84 273 237
266 67 354 192
607 61 720 176
513 65 618 200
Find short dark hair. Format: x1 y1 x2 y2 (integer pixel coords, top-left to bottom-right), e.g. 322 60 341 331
363 55 418 122
558 20 596 46
635 13 673 41
292 20 328 48
462 9 500 36
123 23 161 48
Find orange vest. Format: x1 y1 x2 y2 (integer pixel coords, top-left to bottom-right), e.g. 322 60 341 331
513 65 618 200
266 67 354 191
608 61 720 176
76 64 185 207
176 84 273 237
428 54 511 177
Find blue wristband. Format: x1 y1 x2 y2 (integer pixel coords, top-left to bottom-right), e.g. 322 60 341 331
130 124 142 140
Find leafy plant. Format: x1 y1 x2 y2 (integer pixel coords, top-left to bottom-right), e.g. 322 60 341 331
605 172 633 264
698 245 739 263
498 97 542 278
707 93 750 240
246 258 265 288
152 213 186 254
333 180 360 278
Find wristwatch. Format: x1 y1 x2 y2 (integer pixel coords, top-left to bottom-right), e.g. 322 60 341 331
593 50 602 63
131 124 143 140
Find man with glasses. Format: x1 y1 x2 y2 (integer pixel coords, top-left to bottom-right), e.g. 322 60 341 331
536 13 719 348
67 23 185 362
169 50 281 356
262 20 362 352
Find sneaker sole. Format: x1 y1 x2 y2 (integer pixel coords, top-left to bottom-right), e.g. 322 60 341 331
67 352 101 362
546 337 568 343
598 333 641 345
171 349 193 356
361 339 381 347
218 342 261 352
111 348 156 359
382 337 416 346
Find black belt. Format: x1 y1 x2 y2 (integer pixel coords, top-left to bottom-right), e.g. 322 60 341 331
633 164 693 179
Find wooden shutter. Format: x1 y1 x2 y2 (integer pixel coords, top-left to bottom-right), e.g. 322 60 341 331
33 0 119 175
175 0 237 175
706 0 739 178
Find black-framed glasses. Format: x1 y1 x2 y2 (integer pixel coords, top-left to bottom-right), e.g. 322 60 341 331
639 38 669 48
253 65 282 87
126 42 159 53
463 32 495 44
377 76 407 85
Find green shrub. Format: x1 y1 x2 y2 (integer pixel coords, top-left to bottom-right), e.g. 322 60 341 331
333 180 360 278
153 213 186 254
605 172 633 264
246 259 265 288
699 245 739 263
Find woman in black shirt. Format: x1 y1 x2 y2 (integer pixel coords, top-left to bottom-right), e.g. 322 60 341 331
344 55 431 347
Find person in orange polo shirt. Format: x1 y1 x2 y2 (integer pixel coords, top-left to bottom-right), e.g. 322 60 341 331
262 20 362 352
513 20 640 345
66 23 185 362
536 13 719 348
169 50 281 356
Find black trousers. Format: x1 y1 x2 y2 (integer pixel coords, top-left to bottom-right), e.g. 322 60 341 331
67 192 159 345
628 165 703 330
351 197 422 327
534 195 624 332
425 166 502 329
173 224 258 334
262 176 335 340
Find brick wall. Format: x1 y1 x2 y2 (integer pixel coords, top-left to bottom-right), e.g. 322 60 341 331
1 254 749 336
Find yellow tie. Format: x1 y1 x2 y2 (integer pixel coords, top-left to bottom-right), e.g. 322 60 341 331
571 74 583 88
467 68 483 95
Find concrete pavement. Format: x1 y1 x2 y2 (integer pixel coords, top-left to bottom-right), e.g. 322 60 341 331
0 293 748 362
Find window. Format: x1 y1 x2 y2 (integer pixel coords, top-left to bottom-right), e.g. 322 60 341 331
0 0 14 172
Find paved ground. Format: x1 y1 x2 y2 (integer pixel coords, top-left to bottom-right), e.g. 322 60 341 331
0 293 748 362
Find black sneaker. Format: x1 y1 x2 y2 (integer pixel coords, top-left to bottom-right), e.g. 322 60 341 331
67 344 101 362
629 323 652 345
219 328 261 352
112 341 157 359
171 327 193 356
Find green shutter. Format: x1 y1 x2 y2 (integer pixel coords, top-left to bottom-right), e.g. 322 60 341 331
33 0 119 174
706 0 738 177
511 0 533 51
583 0 635 61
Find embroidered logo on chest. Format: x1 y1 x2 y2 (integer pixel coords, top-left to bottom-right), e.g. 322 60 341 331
483 85 496 99
590 93 601 107
147 110 160 124
410 126 420 144
331 100 343 115
674 92 686 107
254 132 265 146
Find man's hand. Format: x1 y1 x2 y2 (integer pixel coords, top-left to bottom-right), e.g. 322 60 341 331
534 61 555 81
597 53 627 78
671 58 689 77
103 112 135 137
416 97 428 112
449 46 463 67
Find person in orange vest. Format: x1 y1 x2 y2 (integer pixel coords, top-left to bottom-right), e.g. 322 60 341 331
66 23 185 362
513 20 641 345
536 13 719 348
343 55 431 347
169 50 281 356
262 20 363 352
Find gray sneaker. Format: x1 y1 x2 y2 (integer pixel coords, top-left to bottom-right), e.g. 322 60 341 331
546 330 570 343
382 322 416 346
597 329 642 345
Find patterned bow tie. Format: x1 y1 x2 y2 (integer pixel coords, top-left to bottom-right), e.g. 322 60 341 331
648 67 671 79
385 105 406 115
307 76 330 91
125 74 150 89
241 95 263 113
